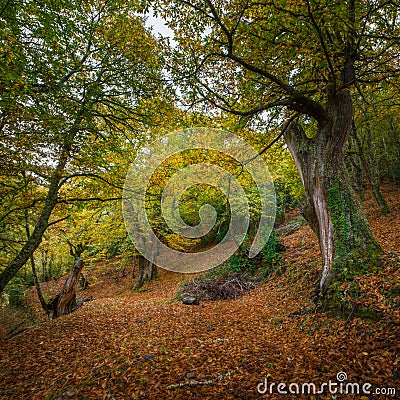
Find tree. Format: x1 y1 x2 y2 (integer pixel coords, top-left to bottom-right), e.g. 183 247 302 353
155 0 399 293
133 255 157 290
49 241 87 319
0 0 163 293
351 121 390 215
350 81 400 213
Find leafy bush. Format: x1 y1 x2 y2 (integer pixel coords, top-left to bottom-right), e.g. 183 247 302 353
6 277 27 307
259 230 285 277
226 230 284 277
274 177 303 225
179 230 285 301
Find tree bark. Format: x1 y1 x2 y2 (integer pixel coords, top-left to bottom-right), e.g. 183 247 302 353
0 116 81 294
133 255 157 290
130 207 158 290
284 90 382 294
50 243 86 319
346 135 365 201
24 205 50 314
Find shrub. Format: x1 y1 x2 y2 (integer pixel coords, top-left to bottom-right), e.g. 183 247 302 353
6 277 27 307
226 230 284 277
179 230 285 301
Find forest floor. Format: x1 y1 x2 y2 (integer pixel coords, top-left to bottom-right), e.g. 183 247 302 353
0 184 399 400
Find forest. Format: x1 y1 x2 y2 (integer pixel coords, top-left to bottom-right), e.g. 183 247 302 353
0 0 399 399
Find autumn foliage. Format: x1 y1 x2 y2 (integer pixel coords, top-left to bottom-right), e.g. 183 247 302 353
0 185 398 399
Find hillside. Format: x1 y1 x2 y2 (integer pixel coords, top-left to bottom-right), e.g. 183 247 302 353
0 184 399 400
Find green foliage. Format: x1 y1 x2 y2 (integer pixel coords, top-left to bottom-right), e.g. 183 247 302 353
157 0 399 117
142 140 270 254
6 277 27 307
201 263 234 281
154 0 398 293
352 87 400 184
260 231 284 266
228 254 247 274
274 178 302 224
1 0 397 297
226 230 284 277
0 0 166 291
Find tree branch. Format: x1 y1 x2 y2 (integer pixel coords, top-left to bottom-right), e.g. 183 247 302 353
305 0 337 91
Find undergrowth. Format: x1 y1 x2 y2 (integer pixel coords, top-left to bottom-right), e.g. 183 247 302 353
179 231 285 301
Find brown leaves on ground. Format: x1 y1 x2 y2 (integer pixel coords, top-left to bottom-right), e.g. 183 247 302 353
0 184 399 399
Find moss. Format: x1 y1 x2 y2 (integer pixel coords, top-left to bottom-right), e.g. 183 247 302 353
320 281 356 318
327 178 381 280
386 284 400 297
356 307 384 322
320 281 384 322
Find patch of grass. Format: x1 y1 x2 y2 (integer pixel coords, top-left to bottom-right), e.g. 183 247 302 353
133 287 154 293
386 284 400 297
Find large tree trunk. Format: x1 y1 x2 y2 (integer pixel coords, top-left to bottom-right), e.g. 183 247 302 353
50 243 86 319
284 90 382 294
346 134 366 201
133 255 157 290
129 207 158 290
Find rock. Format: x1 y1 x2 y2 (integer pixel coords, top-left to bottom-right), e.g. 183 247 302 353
182 297 200 305
56 390 77 399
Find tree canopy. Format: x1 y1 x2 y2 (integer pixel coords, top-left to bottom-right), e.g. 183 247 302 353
0 0 164 292
155 0 399 119
152 0 400 292
0 0 399 299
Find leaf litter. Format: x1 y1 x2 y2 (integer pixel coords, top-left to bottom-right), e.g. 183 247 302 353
0 185 399 399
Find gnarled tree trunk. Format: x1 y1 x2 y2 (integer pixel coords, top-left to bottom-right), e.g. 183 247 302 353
50 243 86 319
133 255 157 290
346 134 366 201
284 90 381 294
